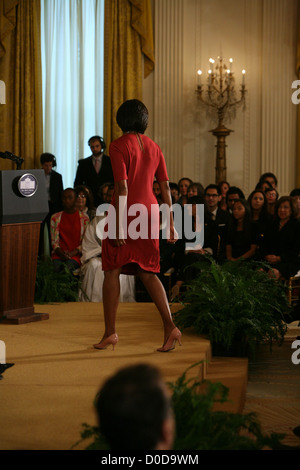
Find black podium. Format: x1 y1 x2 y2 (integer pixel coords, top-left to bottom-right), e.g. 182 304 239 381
0 169 50 324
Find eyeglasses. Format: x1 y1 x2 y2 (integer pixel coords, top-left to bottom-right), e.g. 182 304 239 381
77 194 86 199
205 194 218 198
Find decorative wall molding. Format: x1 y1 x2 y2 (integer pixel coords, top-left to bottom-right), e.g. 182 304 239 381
151 0 298 193
153 0 184 180
261 0 298 194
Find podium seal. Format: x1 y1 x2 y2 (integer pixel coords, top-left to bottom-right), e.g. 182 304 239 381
18 173 38 197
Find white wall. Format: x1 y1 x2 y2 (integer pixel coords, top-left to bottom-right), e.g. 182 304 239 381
143 0 298 197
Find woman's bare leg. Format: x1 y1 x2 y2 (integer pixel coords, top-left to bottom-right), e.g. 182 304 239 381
101 267 122 337
138 269 176 343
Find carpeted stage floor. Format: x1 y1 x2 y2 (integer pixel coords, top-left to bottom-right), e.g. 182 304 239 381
0 301 299 450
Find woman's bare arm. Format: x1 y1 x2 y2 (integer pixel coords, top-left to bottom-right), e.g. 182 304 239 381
114 179 128 246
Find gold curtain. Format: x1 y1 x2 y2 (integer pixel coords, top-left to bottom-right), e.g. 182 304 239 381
0 0 18 58
0 0 42 170
130 0 154 79
104 0 154 149
296 0 300 186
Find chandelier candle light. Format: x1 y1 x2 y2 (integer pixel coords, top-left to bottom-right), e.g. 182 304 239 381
196 57 246 183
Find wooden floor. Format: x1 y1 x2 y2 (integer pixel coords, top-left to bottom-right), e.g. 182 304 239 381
0 302 248 450
244 324 300 448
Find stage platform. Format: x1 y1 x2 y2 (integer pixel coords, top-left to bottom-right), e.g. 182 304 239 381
0 302 248 450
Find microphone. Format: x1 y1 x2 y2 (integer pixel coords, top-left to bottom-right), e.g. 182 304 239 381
0 150 24 169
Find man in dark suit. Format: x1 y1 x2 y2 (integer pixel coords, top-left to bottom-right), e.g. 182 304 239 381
39 152 64 257
40 152 64 214
204 184 231 263
74 136 114 207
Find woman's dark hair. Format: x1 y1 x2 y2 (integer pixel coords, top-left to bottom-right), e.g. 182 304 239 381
188 182 205 196
178 177 193 187
290 188 300 197
218 180 230 191
116 99 148 134
247 189 268 219
74 185 95 210
255 180 272 191
230 198 251 228
275 196 297 220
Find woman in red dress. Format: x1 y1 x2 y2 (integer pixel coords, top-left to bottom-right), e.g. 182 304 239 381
93 100 181 352
50 188 89 272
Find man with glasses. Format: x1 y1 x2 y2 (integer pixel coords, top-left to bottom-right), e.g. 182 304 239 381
204 184 231 262
265 186 279 219
226 186 245 213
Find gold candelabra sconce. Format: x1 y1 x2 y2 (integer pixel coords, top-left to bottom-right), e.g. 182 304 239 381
196 57 246 183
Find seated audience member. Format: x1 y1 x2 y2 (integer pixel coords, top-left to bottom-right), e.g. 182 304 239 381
261 196 300 280
169 182 180 203
255 179 273 193
247 189 273 259
218 180 230 211
204 184 231 263
226 199 258 261
159 217 177 270
172 195 218 297
258 172 278 190
157 206 181 296
39 152 64 258
104 183 115 204
153 180 161 200
98 182 111 205
226 186 245 213
290 188 300 219
79 216 135 302
248 189 268 222
96 363 175 451
177 177 193 205
50 188 89 273
265 186 279 218
187 182 205 198
75 185 96 220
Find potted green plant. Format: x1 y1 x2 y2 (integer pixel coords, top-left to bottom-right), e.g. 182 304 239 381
35 259 81 303
173 257 290 357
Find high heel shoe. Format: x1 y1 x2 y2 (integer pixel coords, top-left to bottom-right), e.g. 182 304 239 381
93 333 119 350
157 328 182 352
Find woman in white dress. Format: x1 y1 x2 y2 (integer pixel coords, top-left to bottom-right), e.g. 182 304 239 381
79 215 135 302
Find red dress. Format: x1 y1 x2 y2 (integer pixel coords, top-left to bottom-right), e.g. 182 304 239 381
101 133 169 275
